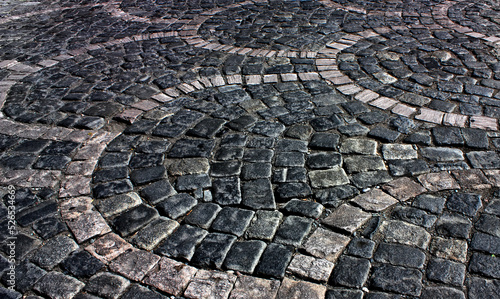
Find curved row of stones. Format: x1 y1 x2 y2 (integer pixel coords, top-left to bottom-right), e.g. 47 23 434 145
0 0 500 298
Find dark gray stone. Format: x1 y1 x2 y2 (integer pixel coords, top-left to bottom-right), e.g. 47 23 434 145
156 194 197 219
276 139 308 152
475 214 500 238
350 171 392 188
184 203 221 229
140 179 176 205
308 133 340 150
325 289 363 299
435 213 472 239
241 163 272 179
306 153 342 169
368 126 401 142
471 232 500 255
331 256 371 288
371 264 422 296
188 118 226 138
432 127 464 146
283 199 324 219
446 192 482 217
467 151 500 169
426 258 466 286
191 233 237 269
33 155 71 169
155 224 208 260
61 251 105 278
93 179 134 199
315 185 359 205
392 206 437 228
84 273 129 299
412 194 446 214
467 277 500 299
251 121 285 137
129 153 163 169
254 243 294 279
168 139 215 158
34 272 84 299
246 210 282 241
212 177 242 205
388 159 429 176
16 200 57 227
469 252 500 279
130 166 166 185
346 238 376 259
462 128 489 149
211 207 254 237
243 149 274 162
223 240 266 273
241 179 275 209
276 182 312 199
274 216 312 246
421 287 465 299
121 284 167 299
2 262 46 292
31 236 78 269
274 152 305 167
374 243 426 268
176 174 211 191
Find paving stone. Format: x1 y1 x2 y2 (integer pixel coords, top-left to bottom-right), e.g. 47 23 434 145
346 237 376 259
331 255 371 288
251 121 285 137
168 139 215 158
287 254 334 282
228 275 280 299
31 235 78 269
339 138 377 155
16 200 57 226
84 273 130 299
1 233 40 260
285 124 313 140
96 192 142 218
255 243 294 279
381 144 418 160
413 194 446 214
351 189 398 212
240 163 272 179
109 250 160 281
246 210 283 241
275 152 305 167
309 133 340 150
144 257 197 297
277 278 327 299
2 261 46 293
283 199 324 219
213 177 242 205
306 153 342 169
273 167 307 183
371 264 422 296
485 197 500 216
417 172 461 191
382 177 427 201
427 257 466 286
344 155 385 173
432 127 464 146
368 126 401 142
93 179 134 199
168 158 210 176
0 288 21 299
435 213 472 239
86 233 133 263
391 206 437 228
325 289 363 299
33 272 84 299
446 192 482 217
322 204 371 233
374 243 426 268
404 132 432 145
155 224 208 261
188 118 226 138
467 151 500 169
121 284 167 299
276 182 312 199
471 232 500 255
112 204 158 236
462 128 489 149
215 147 244 161
380 220 431 249
467 277 500 299
309 167 349 188
131 217 179 250
420 147 464 162
302 227 351 263
184 203 221 229
243 149 274 162
210 161 242 177
130 166 166 185
211 207 254 237
177 174 211 191
184 270 237 299
223 240 266 273
350 171 393 188
420 287 465 299
156 193 197 220
191 232 237 269
61 250 105 278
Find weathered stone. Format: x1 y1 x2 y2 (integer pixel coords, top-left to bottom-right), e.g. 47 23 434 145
229 275 280 299
277 278 327 299
309 167 349 188
84 273 130 299
168 158 210 175
331 256 371 288
371 264 422 296
302 228 350 263
287 254 334 282
33 272 84 299
374 243 426 268
246 210 282 241
144 257 197 297
426 258 466 286
131 217 179 250
109 250 160 281
184 270 237 299
322 204 371 233
223 240 266 274
351 189 398 212
379 220 431 249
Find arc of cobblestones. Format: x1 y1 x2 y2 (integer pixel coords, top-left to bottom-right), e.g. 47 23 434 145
1 0 500 298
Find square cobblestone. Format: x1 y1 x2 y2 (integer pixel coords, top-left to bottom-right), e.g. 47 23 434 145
184 270 237 299
287 254 334 282
211 207 254 237
274 216 313 247
228 275 280 299
322 204 371 233
351 189 398 212
144 257 197 297
33 272 84 299
86 233 133 263
382 177 427 201
277 278 327 299
191 233 237 269
109 250 160 281
302 227 351 263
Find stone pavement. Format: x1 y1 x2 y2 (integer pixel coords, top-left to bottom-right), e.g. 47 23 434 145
1 0 500 298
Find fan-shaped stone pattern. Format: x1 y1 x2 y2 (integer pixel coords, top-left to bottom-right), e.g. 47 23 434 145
0 37 214 128
339 29 500 118
448 0 500 37
198 2 347 51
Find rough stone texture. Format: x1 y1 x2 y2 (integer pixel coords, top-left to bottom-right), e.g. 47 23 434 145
351 189 398 212
302 228 351 262
33 272 84 299
322 204 371 233
183 270 237 299
229 275 281 299
382 177 426 201
379 220 431 249
371 264 423 296
287 254 334 282
84 272 130 299
86 233 133 263
144 257 198 297
109 250 160 281
277 278 327 299
331 255 371 288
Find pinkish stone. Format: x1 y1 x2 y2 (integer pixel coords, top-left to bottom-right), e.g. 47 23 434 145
86 233 133 263
382 177 427 201
229 275 280 299
144 257 197 296
109 250 160 281
184 270 237 299
276 278 327 299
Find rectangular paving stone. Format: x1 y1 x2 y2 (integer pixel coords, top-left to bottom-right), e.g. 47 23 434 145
156 193 197 220
470 232 500 255
131 217 179 251
381 144 418 160
246 210 282 241
417 172 461 191
34 272 84 299
254 243 294 279
427 257 466 286
322 204 371 233
112 204 159 237
283 199 324 219
109 250 160 281
184 203 221 229
344 156 386 173
380 220 431 249
211 176 242 205
371 264 422 296
287 254 334 282
309 167 349 188
67 210 112 243
155 224 208 261
374 243 426 269
228 275 280 299
168 139 215 158
31 235 79 269
274 216 313 247
96 192 142 218
223 240 267 274
382 177 427 201
302 227 350 263
86 233 133 263
211 207 254 237
191 232 237 268
331 255 371 288
184 270 237 299
241 179 275 209
351 189 398 212
277 278 327 299
350 170 393 188
144 257 197 297
339 138 378 155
